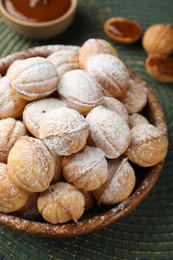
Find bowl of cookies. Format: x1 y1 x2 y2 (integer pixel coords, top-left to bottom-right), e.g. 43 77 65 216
0 39 168 237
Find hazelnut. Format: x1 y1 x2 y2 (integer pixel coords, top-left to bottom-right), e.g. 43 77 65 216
142 23 173 55
146 54 173 83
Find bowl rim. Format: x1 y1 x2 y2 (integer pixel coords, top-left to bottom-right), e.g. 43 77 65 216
0 0 78 27
0 44 168 237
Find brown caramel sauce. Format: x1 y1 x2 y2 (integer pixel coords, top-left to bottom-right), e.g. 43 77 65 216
148 55 173 77
104 17 141 44
3 0 72 22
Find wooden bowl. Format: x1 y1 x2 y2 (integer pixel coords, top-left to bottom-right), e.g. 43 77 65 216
0 0 78 39
0 45 168 237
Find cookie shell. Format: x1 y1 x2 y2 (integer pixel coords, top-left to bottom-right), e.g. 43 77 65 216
127 124 168 167
57 69 104 115
9 57 58 101
39 107 89 156
119 76 147 114
0 117 26 163
93 158 136 205
86 54 130 98
37 182 85 224
103 96 129 124
129 113 149 128
86 106 131 159
0 163 29 213
47 49 80 78
62 146 108 191
0 76 28 119
7 136 56 192
79 38 117 70
23 98 66 138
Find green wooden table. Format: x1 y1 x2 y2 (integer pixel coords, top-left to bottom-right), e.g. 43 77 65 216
0 0 173 259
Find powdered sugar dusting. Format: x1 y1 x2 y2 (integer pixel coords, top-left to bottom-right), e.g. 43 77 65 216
58 69 103 104
86 54 130 97
100 159 135 204
8 136 55 192
47 49 80 78
62 146 108 190
0 76 27 118
39 107 89 155
23 98 66 137
0 163 28 212
131 123 163 144
86 106 131 158
10 57 58 98
63 146 106 175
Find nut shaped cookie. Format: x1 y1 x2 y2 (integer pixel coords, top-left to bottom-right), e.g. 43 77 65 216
7 136 56 192
0 117 26 163
119 71 147 114
103 96 129 124
129 113 149 129
39 107 89 156
93 158 136 205
37 182 85 224
9 57 58 101
47 49 80 78
57 69 104 115
0 76 28 119
62 146 108 191
86 106 131 159
0 163 29 213
79 38 117 70
127 124 168 167
23 98 66 138
86 54 130 98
